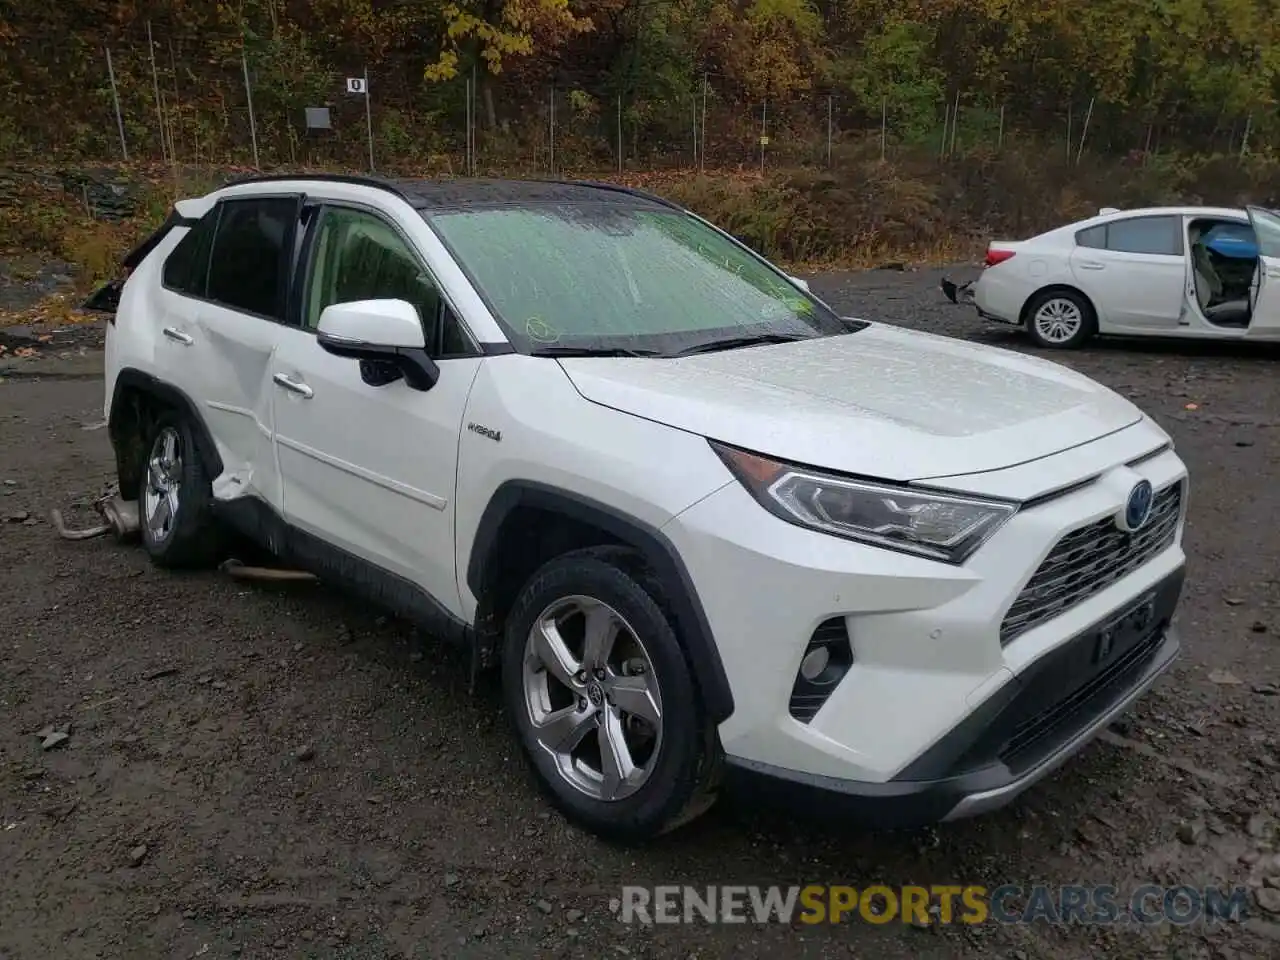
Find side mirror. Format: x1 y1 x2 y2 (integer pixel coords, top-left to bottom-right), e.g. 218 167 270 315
789 275 811 293
316 299 440 391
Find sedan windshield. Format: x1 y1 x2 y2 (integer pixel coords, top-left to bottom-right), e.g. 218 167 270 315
423 201 855 356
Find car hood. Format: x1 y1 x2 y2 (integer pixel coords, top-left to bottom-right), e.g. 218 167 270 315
556 323 1143 482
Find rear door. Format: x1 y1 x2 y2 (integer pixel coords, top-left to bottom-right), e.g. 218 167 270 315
192 194 304 506
1070 214 1186 329
1245 205 1280 337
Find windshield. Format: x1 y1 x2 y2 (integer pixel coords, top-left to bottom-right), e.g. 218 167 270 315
423 201 855 355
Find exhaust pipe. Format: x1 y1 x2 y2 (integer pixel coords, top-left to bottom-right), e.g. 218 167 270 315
53 492 315 582
50 494 140 542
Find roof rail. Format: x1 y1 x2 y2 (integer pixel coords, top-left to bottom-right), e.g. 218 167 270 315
219 172 412 201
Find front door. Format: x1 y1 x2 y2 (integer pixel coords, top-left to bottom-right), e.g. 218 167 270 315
1245 205 1280 338
271 203 483 616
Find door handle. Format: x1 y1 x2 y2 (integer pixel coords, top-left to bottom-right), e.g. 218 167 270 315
272 373 314 399
1077 261 1105 270
162 326 194 345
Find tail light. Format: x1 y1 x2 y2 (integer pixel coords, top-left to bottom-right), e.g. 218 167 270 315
984 247 1015 267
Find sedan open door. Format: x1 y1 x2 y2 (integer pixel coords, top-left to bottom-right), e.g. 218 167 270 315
1245 205 1280 338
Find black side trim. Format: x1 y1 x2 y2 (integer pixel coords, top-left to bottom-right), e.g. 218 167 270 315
214 497 471 648
467 481 735 722
108 369 225 484
479 342 517 356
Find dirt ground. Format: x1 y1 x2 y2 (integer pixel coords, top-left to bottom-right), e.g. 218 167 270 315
2 268 1280 960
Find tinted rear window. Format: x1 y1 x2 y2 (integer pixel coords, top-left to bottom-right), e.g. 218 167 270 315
1106 216 1182 256
206 197 298 319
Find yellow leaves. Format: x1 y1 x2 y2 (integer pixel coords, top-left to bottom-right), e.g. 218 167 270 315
424 49 459 82
424 0 593 82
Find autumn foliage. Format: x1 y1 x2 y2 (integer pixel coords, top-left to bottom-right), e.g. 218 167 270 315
4 0 1280 275
3 0 1279 163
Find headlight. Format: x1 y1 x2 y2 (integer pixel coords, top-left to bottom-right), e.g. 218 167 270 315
710 442 1017 564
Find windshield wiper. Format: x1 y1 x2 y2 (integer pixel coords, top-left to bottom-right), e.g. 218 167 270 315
529 345 663 358
672 333 811 357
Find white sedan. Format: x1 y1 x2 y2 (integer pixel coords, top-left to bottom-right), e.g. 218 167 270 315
944 204 1280 348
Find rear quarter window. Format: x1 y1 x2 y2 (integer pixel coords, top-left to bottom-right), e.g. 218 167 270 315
162 212 218 296
1075 225 1106 249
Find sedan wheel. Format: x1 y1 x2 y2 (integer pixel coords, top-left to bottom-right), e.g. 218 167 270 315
1025 289 1096 349
1033 298 1083 343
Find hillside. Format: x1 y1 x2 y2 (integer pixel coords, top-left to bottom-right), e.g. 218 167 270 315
3 0 1280 288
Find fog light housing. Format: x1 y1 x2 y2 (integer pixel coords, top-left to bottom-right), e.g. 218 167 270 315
788 618 854 723
799 646 830 681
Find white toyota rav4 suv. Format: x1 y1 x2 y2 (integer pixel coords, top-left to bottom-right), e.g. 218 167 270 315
94 174 1188 842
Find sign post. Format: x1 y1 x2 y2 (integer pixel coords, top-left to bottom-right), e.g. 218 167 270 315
347 73 373 171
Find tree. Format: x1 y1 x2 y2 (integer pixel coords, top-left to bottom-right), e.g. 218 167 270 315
425 0 594 127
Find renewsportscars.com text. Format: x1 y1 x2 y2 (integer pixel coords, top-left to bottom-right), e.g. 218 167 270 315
613 884 1252 926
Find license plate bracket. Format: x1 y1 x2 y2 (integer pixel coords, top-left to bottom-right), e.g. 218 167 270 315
1093 591 1158 665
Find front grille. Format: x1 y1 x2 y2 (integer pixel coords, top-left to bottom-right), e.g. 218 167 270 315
1000 481 1183 646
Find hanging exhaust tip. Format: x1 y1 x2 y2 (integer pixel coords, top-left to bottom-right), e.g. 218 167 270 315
98 497 140 542
219 558 318 582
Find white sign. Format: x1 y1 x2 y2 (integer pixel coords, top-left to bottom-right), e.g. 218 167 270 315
346 77 367 94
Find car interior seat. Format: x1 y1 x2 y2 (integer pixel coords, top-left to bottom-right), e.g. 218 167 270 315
1191 240 1251 326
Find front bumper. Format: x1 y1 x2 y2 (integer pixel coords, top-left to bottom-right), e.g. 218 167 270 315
722 565 1183 827
662 431 1187 782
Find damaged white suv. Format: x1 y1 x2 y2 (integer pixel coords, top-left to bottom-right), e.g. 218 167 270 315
95 174 1189 842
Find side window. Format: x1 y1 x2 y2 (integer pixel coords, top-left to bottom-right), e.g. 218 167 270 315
1075 225 1106 249
1105 216 1183 256
206 197 298 320
304 206 472 357
162 212 218 296
1248 208 1280 259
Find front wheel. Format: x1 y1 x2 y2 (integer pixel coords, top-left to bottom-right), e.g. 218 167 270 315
1025 289 1097 349
501 547 721 843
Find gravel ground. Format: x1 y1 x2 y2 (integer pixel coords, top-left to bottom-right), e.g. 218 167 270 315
2 267 1280 959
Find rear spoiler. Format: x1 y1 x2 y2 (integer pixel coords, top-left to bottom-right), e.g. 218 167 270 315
81 207 201 317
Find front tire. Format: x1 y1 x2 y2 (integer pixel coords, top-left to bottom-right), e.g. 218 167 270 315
138 411 220 568
501 546 722 843
1024 289 1096 349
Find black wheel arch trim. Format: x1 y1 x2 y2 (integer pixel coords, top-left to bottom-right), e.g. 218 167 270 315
109 368 224 480
467 480 735 723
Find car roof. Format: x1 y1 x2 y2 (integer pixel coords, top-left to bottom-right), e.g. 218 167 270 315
1079 205 1246 224
214 173 678 213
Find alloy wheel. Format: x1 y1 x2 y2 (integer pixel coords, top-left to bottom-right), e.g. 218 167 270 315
521 595 663 802
143 426 183 544
1033 297 1083 343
